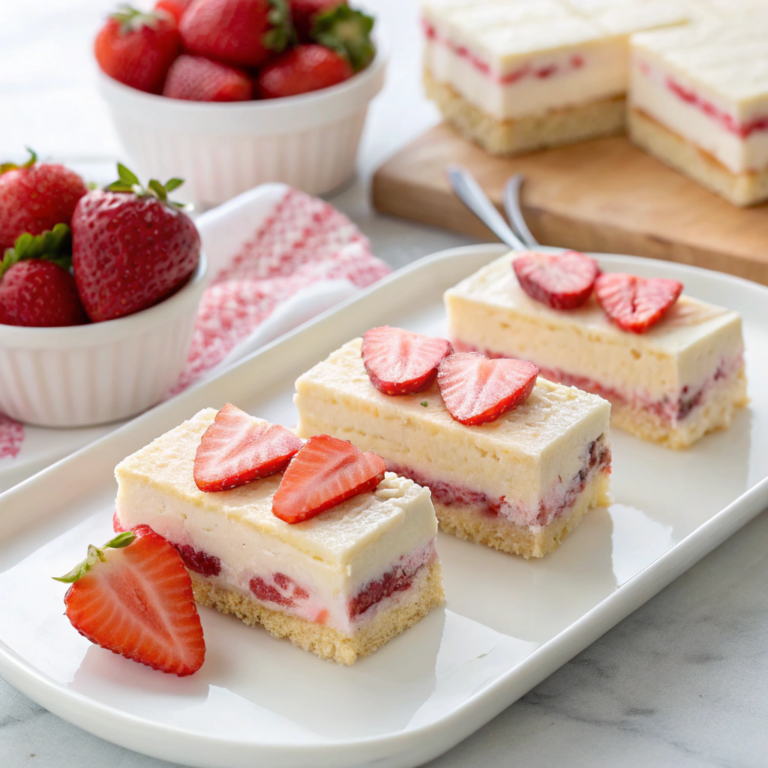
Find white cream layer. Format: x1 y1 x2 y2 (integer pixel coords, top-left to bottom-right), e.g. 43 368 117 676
444 252 745 405
115 409 438 635
294 338 610 515
631 18 768 174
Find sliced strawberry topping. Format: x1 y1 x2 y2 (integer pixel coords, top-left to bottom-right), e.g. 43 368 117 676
513 250 599 310
55 530 205 676
361 326 453 395
437 352 539 426
194 404 303 492
272 434 386 524
595 273 683 334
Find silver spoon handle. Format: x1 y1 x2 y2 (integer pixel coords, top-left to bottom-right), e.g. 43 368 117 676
446 165 527 252
503 174 540 248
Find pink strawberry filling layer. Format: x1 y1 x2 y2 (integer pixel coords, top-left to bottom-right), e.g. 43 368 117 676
387 435 610 529
454 341 744 427
422 19 585 85
115 509 438 632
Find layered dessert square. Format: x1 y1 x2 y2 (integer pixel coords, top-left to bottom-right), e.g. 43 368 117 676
295 340 612 559
445 252 748 449
114 409 443 665
421 0 689 156
629 14 768 206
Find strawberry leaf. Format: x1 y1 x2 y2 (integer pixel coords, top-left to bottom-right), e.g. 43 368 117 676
311 6 375 72
105 164 187 207
165 178 184 192
117 163 140 186
53 531 136 583
0 147 37 176
264 0 296 52
0 223 72 280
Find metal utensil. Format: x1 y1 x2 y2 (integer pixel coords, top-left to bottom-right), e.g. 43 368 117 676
446 164 526 251
503 174 540 248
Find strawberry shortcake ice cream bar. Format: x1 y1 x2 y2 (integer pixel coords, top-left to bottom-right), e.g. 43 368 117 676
114 407 443 665
295 332 612 559
629 13 768 206
421 0 689 156
445 252 748 449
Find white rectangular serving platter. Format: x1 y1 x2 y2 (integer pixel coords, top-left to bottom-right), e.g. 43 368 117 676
1 244 767 768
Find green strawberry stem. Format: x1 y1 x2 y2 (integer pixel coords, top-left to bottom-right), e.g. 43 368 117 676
107 163 188 209
0 223 73 280
311 6 376 72
53 531 136 584
264 0 296 52
0 147 37 176
112 4 164 33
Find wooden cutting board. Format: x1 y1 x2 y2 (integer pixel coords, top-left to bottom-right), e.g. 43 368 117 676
372 123 768 286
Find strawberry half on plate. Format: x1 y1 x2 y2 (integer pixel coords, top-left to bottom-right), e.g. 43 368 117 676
54 528 206 676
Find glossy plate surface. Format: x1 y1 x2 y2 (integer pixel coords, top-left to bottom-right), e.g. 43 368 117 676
1 245 766 768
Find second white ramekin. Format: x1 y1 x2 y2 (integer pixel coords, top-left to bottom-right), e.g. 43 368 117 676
98 44 387 207
0 256 207 428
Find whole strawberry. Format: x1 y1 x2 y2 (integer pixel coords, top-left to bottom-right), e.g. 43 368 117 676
180 0 294 68
95 5 181 94
163 54 252 101
72 166 201 323
258 44 353 98
0 150 87 252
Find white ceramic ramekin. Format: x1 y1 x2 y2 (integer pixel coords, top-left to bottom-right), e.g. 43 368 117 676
0 256 206 428
97 44 387 207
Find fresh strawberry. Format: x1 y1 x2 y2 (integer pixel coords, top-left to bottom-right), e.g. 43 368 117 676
595 273 683 334
513 250 599 310
257 43 353 98
310 4 375 72
437 352 539 426
0 150 87 252
0 226 87 327
94 5 181 94
0 261 86 328
194 404 303 492
288 0 343 41
54 530 205 676
71 166 200 322
179 0 294 69
155 0 193 23
163 55 251 101
361 326 453 396
272 434 385 524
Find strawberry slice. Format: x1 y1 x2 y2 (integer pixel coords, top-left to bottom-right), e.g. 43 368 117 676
595 273 683 334
272 434 386 524
361 326 454 395
513 250 599 310
194 404 303 492
437 352 539 426
54 529 205 676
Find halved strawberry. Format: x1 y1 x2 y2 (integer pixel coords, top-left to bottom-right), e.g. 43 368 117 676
437 352 539 426
272 434 386 524
595 273 683 334
361 326 453 396
54 530 205 676
194 404 303 492
513 250 598 310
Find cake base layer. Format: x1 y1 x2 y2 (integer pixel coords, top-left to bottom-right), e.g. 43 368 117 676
424 68 625 157
435 471 611 559
628 109 768 207
190 562 444 665
607 367 748 449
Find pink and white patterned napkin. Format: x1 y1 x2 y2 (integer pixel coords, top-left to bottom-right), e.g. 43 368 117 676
0 184 389 463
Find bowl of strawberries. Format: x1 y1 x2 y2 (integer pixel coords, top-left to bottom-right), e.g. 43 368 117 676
95 0 386 207
0 152 206 428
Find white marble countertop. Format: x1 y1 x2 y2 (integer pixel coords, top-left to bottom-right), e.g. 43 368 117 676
1 0 767 766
